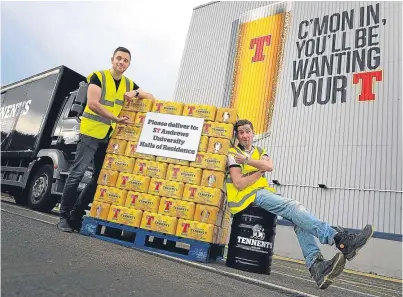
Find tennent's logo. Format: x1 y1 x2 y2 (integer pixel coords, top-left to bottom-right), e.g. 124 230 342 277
155 103 164 112
172 167 180 178
251 224 265 240
181 223 191 234
187 106 196 115
164 200 173 211
100 188 107 197
250 35 272 63
146 215 155 226
189 187 197 198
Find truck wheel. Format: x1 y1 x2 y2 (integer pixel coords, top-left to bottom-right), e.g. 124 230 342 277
27 164 57 212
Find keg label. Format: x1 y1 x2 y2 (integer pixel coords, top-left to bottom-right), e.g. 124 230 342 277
237 224 272 249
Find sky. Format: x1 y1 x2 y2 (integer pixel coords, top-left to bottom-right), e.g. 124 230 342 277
1 0 206 100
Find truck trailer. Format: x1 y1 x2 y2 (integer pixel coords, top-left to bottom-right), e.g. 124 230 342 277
1 66 90 212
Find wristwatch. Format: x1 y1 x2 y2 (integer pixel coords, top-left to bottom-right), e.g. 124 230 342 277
134 90 139 98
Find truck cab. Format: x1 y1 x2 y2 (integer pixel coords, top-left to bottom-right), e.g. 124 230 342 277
1 65 92 212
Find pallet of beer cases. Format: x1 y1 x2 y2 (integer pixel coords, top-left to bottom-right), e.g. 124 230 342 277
80 98 236 262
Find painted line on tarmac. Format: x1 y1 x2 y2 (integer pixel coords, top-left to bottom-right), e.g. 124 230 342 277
1 200 59 220
272 270 383 297
134 248 319 297
1 209 56 226
273 255 402 284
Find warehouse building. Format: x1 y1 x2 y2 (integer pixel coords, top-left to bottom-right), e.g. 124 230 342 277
174 1 402 277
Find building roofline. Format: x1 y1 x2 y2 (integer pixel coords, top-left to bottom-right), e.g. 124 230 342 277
193 1 220 10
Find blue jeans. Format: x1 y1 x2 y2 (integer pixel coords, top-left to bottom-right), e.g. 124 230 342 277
253 189 338 268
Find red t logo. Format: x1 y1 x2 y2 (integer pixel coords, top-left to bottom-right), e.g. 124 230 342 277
146 215 154 226
112 208 121 219
164 200 173 211
189 187 197 198
130 144 136 153
117 126 124 134
121 175 129 186
203 123 211 133
172 167 180 177
188 106 196 115
250 35 272 62
139 162 146 172
154 182 162 191
182 223 190 234
131 194 138 204
196 154 203 163
352 70 383 101
156 103 164 112
100 188 107 197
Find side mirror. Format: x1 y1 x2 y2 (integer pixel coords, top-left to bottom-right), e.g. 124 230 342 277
70 103 84 117
74 82 88 105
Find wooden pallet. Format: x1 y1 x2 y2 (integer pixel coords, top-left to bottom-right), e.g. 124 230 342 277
80 216 225 263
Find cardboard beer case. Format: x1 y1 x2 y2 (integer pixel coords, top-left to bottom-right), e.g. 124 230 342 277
107 205 142 228
200 170 225 189
158 197 196 220
166 164 202 185
123 98 154 112
215 108 237 124
116 172 150 193
194 204 223 226
182 184 224 208
89 201 111 220
140 211 178 235
97 169 119 187
152 100 184 115
94 185 127 206
133 159 168 179
125 191 161 213
182 104 216 121
176 219 220 243
148 178 184 199
125 141 156 161
106 138 127 155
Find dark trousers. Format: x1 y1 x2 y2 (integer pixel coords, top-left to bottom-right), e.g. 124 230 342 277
59 133 108 220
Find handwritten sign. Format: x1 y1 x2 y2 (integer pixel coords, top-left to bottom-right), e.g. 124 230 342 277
136 112 204 161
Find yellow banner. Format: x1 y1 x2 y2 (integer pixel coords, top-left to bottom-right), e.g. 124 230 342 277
231 13 286 134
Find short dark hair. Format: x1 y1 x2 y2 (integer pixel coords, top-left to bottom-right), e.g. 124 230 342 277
113 46 131 58
234 119 254 134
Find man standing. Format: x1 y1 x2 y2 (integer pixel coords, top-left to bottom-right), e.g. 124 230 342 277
57 47 154 232
226 119 373 289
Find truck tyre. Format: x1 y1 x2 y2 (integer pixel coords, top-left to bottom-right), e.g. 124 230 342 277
27 164 57 212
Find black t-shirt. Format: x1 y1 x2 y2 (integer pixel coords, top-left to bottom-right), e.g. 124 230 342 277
89 73 139 92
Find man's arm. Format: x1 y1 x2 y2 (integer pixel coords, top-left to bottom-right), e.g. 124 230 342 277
136 88 155 99
247 155 273 172
87 84 130 124
234 153 273 172
125 85 155 100
229 166 263 191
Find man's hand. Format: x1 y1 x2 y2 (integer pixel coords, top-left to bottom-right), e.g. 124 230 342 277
124 90 139 101
234 153 248 164
115 116 133 125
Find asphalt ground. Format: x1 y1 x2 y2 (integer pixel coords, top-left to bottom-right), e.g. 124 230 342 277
1 196 402 297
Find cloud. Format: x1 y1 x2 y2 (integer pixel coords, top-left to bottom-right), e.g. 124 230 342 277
1 0 205 100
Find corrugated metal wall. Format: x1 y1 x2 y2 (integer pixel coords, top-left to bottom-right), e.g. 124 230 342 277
174 1 402 234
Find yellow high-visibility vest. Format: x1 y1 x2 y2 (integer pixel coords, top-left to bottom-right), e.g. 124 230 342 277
80 70 134 139
226 146 276 214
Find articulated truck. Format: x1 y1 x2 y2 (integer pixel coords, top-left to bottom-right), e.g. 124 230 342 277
1 66 90 212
